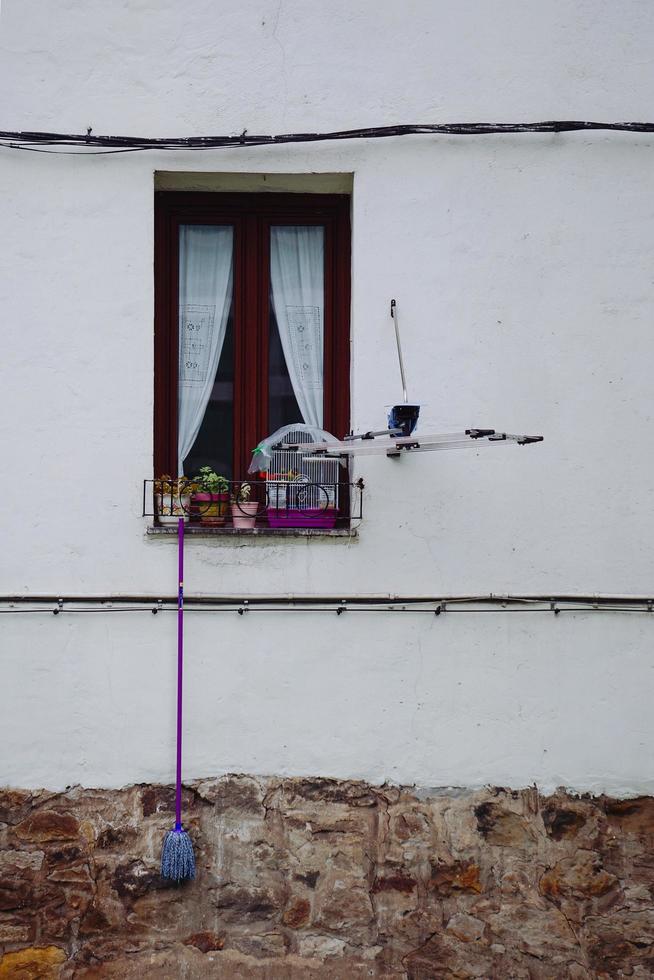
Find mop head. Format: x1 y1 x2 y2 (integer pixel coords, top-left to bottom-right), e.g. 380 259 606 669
161 826 195 882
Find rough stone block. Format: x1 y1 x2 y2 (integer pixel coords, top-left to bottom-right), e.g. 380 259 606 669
0 779 652 977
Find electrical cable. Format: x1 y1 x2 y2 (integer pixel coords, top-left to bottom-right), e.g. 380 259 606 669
0 594 652 616
1 121 654 155
2 592 653 605
0 607 649 616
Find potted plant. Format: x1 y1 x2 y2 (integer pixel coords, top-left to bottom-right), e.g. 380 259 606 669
191 466 229 525
230 481 258 529
154 475 197 525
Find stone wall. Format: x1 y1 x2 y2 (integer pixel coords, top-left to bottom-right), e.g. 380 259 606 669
1 777 653 978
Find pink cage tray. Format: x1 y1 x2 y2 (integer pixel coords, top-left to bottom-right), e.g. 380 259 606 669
266 508 337 529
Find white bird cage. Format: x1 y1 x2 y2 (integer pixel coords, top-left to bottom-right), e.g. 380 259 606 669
268 428 340 512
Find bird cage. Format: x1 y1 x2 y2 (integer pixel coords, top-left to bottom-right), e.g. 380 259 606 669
267 428 340 527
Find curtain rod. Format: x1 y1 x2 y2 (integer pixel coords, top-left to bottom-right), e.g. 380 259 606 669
1 121 653 155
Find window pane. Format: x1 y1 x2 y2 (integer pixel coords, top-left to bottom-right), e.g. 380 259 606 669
178 224 233 480
269 225 324 428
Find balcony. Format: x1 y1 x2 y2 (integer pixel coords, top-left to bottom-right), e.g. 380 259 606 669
142 476 363 537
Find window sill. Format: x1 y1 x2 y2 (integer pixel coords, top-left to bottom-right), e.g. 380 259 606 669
146 525 358 539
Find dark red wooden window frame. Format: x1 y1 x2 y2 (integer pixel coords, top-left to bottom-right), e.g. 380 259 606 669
154 192 351 480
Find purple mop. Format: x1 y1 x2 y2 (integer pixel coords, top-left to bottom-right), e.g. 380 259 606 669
160 517 196 881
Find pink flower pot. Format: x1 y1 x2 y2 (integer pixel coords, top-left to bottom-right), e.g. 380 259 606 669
230 501 258 529
192 492 229 525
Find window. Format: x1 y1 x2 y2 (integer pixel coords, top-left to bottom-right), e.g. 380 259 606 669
154 192 351 482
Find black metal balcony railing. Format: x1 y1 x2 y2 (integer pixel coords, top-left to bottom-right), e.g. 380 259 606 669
142 478 363 531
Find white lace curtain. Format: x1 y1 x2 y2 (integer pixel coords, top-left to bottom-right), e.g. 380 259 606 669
270 226 325 428
178 225 233 474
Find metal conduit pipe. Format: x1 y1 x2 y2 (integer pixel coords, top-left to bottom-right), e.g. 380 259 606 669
0 594 652 610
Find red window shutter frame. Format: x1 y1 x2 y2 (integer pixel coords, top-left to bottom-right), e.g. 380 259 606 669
154 192 351 479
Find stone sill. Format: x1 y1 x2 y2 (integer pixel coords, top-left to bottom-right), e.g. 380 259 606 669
146 525 358 539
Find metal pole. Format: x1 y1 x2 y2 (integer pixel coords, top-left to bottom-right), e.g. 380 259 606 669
390 299 408 404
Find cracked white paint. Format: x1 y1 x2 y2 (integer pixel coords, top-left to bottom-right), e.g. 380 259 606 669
1 1 654 792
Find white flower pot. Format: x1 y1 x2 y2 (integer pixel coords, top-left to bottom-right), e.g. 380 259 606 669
155 493 191 525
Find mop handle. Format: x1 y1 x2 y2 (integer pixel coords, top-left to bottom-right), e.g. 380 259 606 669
175 516 184 830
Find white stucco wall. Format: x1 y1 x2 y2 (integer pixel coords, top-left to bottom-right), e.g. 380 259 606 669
1 0 653 792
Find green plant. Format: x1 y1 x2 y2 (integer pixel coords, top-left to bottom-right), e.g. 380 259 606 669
231 481 252 504
194 466 229 495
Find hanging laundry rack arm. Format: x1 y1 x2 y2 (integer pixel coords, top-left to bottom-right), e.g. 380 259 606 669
280 428 543 458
